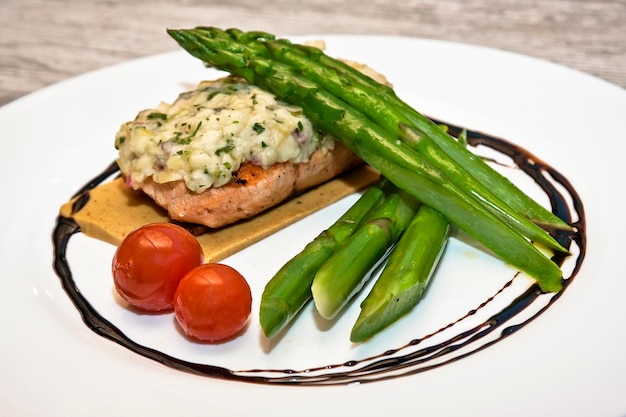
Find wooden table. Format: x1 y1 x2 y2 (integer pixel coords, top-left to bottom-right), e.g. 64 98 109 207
1 0 624 106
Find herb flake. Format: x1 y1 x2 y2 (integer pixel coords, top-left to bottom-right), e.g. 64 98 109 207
253 122 266 135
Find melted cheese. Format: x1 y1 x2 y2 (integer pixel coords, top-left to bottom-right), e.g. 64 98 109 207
115 77 333 193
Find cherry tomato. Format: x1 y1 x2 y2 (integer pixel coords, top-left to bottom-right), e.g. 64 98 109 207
112 223 204 311
174 263 252 342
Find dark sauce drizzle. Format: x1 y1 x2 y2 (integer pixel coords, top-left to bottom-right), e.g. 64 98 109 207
52 122 586 386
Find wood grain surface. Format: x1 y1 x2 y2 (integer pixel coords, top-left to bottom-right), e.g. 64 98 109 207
1 0 624 106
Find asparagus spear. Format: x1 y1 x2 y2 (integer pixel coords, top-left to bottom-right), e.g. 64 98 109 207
202 29 571 240
398 124 567 253
311 187 420 320
351 205 449 342
252 36 568 251
259 179 388 338
260 37 571 231
167 27 564 292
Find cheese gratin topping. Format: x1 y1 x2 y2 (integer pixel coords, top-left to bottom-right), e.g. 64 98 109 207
115 77 333 193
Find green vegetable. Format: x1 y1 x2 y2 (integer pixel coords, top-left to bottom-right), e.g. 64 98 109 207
167 27 564 293
261 37 571 232
398 124 567 253
147 112 168 120
350 205 449 342
259 179 388 338
311 186 420 320
253 35 568 251
252 122 265 134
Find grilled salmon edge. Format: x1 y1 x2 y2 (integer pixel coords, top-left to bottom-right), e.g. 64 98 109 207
138 142 364 228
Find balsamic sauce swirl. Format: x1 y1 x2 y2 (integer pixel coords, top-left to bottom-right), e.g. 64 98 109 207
52 123 586 386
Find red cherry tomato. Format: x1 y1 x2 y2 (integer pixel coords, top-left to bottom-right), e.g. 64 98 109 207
112 223 204 311
174 263 252 342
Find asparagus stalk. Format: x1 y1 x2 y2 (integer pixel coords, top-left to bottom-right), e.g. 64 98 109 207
261 37 571 231
259 179 388 338
254 36 568 251
167 27 564 292
398 124 567 253
351 205 449 342
311 188 420 320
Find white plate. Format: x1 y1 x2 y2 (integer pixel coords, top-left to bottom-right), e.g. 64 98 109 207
1 35 624 417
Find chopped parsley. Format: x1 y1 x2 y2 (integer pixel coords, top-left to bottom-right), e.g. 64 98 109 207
253 122 265 135
170 132 191 145
147 112 167 121
207 91 221 100
190 121 202 137
215 139 235 156
170 121 202 145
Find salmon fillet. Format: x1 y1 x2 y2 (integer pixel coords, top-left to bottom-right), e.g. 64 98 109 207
139 142 363 228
